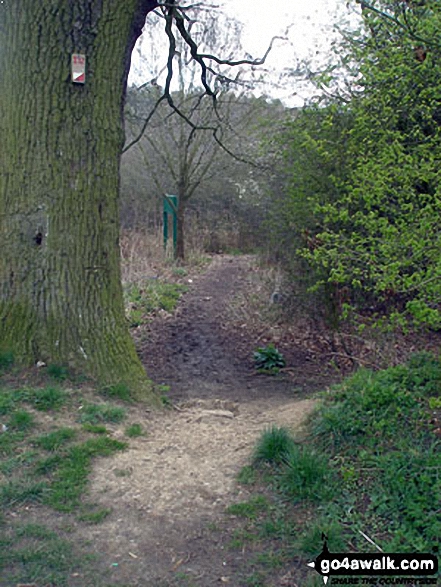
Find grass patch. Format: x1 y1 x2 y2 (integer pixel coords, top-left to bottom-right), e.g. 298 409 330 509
125 423 144 437
100 382 133 402
77 507 112 524
0 522 90 585
0 380 136 585
78 402 127 425
31 386 67 411
0 479 48 507
82 423 109 434
46 437 127 512
252 425 295 466
228 352 441 584
0 451 38 475
227 495 269 520
33 428 77 451
0 350 14 372
124 279 187 326
277 445 335 502
8 409 35 431
47 363 70 381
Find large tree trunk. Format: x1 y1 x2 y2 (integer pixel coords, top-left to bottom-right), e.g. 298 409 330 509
0 0 157 393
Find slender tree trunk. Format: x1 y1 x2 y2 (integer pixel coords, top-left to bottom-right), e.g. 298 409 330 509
176 198 187 261
0 0 158 393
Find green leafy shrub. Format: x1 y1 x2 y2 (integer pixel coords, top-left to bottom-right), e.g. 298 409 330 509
253 344 286 373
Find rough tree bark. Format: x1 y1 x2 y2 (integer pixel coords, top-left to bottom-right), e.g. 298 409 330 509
0 0 158 392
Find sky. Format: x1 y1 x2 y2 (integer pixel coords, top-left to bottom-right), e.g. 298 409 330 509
129 0 360 106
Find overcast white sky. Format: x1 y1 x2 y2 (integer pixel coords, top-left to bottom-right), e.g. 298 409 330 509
129 0 359 106
220 0 358 104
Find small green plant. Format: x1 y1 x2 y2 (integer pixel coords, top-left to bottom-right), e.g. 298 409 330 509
46 437 127 511
77 508 112 524
172 266 188 277
278 445 334 502
78 403 126 425
0 350 14 371
237 465 257 485
47 363 69 381
8 409 35 431
124 280 187 326
82 423 108 434
253 343 286 373
33 428 77 451
100 382 133 402
125 423 144 437
252 426 295 466
429 396 441 409
30 386 67 411
227 496 269 520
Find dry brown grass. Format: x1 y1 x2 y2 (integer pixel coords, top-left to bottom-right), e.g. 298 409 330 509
120 229 164 284
120 226 211 285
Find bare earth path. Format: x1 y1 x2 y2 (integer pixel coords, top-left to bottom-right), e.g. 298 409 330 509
86 255 330 586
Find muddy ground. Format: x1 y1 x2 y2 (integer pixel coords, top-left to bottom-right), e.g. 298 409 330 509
84 256 334 585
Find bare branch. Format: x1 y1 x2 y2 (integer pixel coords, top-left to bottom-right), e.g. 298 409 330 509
200 34 286 68
122 94 166 153
356 0 441 49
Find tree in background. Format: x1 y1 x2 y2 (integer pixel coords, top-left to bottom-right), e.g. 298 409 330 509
271 0 441 328
123 10 279 260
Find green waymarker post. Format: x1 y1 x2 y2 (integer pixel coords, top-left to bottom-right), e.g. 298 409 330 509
163 195 178 256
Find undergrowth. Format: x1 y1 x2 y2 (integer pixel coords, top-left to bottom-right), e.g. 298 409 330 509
230 352 441 585
124 279 188 327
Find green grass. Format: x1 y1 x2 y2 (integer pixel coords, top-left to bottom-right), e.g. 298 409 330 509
0 479 48 507
125 423 144 437
252 425 295 466
8 409 35 431
226 495 269 520
0 521 93 585
77 402 127 425
46 437 127 512
277 445 335 502
100 382 133 402
33 428 77 451
0 350 14 371
124 279 187 326
228 352 441 584
77 507 112 524
0 378 138 585
47 363 70 381
29 386 67 411
82 423 109 434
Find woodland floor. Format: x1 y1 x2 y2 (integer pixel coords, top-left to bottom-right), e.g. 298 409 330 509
9 256 338 587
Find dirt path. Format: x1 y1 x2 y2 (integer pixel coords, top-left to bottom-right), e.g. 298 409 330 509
87 256 329 586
